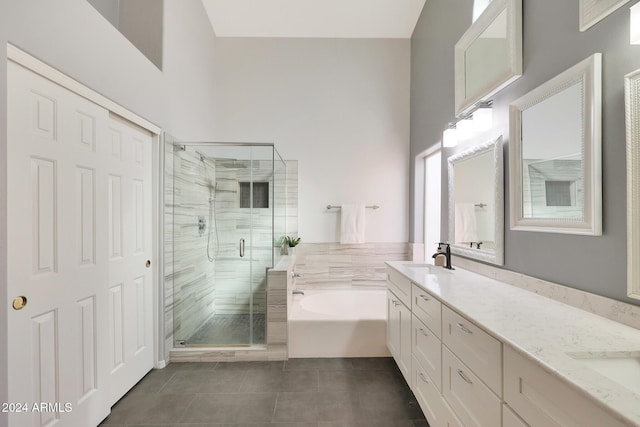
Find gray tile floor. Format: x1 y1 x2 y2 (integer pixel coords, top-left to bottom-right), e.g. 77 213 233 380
99 357 428 427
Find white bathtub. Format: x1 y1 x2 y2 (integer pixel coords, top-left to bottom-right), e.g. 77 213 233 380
288 289 391 358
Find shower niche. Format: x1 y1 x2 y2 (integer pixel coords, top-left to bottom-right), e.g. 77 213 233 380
166 142 286 348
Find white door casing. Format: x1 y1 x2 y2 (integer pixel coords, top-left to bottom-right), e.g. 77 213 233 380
7 60 154 426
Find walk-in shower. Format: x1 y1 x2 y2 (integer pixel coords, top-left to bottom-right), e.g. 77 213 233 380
168 143 286 347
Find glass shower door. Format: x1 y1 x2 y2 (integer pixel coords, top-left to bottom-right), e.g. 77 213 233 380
172 143 273 347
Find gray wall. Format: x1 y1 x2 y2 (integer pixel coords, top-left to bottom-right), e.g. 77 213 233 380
410 0 640 305
87 0 163 68
119 0 164 69
87 0 120 27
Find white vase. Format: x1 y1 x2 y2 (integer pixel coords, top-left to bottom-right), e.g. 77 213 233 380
288 247 295 256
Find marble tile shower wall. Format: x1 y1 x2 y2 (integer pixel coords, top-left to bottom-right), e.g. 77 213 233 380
170 148 218 344
294 242 410 289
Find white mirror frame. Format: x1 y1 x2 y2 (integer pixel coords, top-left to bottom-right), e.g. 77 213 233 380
580 0 631 32
509 53 602 235
454 0 522 116
448 135 504 265
626 68 640 300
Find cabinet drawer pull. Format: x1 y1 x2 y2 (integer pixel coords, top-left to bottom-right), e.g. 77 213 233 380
392 300 400 306
419 294 430 301
456 322 473 334
457 369 473 384
419 328 429 337
419 372 429 383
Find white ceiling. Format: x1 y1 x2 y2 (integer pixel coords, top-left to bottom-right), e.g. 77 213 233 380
201 0 426 38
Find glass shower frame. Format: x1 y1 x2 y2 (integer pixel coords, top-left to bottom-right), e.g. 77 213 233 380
170 142 285 348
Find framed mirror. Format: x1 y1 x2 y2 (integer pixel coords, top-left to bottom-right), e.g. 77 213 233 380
448 136 504 265
626 68 640 300
509 53 602 235
580 0 632 32
455 0 522 116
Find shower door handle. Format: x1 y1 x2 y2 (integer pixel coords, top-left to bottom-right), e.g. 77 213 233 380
239 238 245 258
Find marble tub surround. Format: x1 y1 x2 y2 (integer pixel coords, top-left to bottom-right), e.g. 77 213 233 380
387 261 640 425
454 256 640 331
293 242 410 289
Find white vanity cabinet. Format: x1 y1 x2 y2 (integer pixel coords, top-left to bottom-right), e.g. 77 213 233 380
412 355 449 426
386 289 412 382
503 346 627 427
386 262 640 427
388 268 411 306
388 267 498 427
411 283 442 390
503 404 528 427
412 284 442 337
386 269 413 382
442 345 502 427
442 306 502 395
412 313 441 390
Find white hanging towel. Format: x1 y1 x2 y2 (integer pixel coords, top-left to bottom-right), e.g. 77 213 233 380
455 203 479 243
340 204 366 244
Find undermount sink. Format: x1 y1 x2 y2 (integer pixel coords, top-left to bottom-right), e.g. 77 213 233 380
567 351 640 396
402 263 455 274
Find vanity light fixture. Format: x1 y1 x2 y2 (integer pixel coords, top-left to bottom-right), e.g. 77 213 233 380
443 123 458 147
443 102 494 148
472 105 493 132
456 117 474 141
631 3 640 44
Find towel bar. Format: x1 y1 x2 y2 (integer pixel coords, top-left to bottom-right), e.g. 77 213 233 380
326 205 379 210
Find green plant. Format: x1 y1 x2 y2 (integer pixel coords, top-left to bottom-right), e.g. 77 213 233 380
284 236 301 247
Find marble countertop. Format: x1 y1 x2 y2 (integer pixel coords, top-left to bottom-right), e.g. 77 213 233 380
386 261 640 426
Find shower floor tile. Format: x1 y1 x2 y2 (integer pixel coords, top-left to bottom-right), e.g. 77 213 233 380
185 313 266 346
99 357 427 427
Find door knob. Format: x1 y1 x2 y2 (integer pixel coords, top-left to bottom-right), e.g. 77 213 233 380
145 260 151 268
12 296 27 310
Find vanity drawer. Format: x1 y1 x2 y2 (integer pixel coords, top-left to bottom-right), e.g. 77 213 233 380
442 305 502 395
412 355 464 427
387 267 411 306
412 314 442 391
412 283 442 338
504 346 626 427
442 346 502 427
442 346 501 427
503 403 528 427
412 356 447 427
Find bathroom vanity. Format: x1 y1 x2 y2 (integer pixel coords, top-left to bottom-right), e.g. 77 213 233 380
386 262 640 427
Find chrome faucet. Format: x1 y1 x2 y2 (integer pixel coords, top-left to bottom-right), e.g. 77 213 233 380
432 242 454 270
292 290 305 295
